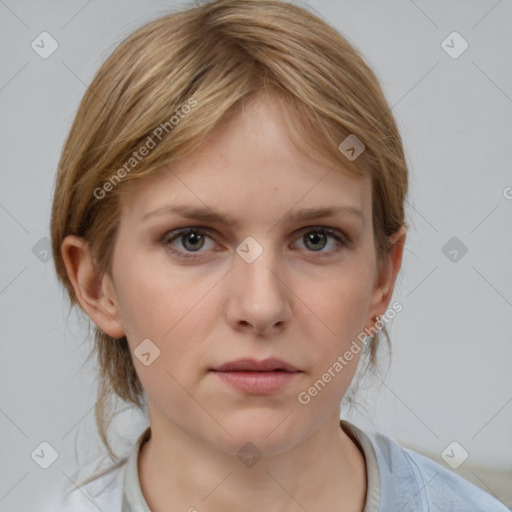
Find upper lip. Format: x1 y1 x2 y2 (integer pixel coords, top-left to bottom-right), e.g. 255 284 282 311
211 357 301 372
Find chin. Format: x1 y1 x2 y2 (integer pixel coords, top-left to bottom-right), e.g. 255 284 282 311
214 410 303 456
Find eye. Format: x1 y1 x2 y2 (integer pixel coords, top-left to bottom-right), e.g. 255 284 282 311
292 226 349 254
161 227 217 259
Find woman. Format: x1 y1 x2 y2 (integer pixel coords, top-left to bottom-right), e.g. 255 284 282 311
49 0 508 510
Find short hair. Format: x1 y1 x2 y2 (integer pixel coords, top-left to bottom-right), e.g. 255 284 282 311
51 0 409 464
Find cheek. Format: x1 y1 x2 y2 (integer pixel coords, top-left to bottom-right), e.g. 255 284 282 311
114 257 215 338
117 278 215 412
296 266 373 340
114 265 222 382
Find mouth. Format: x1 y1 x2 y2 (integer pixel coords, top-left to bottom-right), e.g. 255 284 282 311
210 357 301 373
209 357 302 394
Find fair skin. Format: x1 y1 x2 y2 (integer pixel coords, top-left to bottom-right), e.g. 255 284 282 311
62 92 405 512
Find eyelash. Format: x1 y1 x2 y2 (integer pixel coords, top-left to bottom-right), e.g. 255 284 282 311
160 226 351 260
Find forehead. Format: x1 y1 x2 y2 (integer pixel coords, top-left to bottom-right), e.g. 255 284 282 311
119 94 372 224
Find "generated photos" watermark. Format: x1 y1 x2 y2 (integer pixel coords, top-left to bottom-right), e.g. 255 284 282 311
297 301 403 405
93 96 198 200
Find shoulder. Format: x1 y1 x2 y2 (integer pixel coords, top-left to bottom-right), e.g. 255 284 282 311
41 458 128 512
367 428 509 512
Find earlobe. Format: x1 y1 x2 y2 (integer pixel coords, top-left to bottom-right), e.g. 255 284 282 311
61 235 126 339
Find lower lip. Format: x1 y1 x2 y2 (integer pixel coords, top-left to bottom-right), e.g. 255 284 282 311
211 371 300 394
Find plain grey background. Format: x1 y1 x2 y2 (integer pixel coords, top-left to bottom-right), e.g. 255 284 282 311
0 0 511 510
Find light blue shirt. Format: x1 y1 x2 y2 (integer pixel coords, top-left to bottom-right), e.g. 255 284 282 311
53 420 510 511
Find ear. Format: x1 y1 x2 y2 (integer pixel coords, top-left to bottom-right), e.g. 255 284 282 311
61 235 126 339
364 225 406 331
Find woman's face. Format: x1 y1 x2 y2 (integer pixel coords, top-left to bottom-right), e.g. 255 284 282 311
99 94 402 455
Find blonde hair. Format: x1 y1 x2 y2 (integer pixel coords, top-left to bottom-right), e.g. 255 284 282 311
51 0 408 486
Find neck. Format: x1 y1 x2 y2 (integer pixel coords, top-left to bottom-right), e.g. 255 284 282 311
138 411 367 512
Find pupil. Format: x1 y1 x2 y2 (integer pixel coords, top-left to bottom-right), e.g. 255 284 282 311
306 233 326 251
184 232 204 251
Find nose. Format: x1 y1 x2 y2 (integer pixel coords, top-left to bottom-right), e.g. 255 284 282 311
225 242 292 336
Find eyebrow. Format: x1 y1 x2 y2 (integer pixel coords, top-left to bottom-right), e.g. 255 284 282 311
142 204 363 226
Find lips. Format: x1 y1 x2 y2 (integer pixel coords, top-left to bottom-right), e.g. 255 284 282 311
210 357 302 394
210 357 301 373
